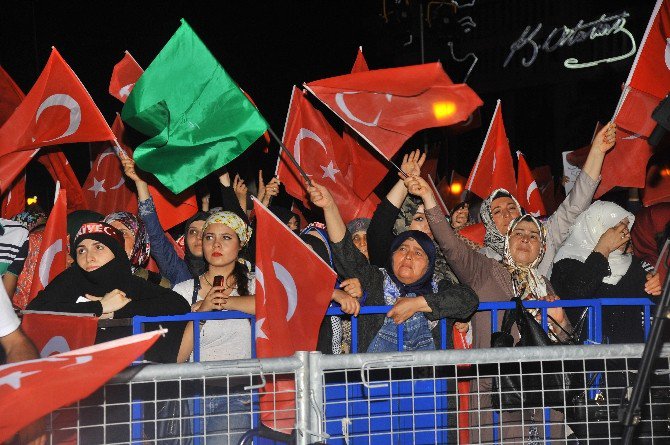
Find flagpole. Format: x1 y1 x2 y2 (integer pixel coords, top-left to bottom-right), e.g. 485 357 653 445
266 126 314 186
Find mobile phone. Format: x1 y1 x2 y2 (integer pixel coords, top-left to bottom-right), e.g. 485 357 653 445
213 275 224 287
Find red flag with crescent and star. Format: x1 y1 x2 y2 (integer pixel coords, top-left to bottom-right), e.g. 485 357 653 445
465 100 517 199
516 152 547 217
597 0 670 198
84 115 139 215
276 86 379 223
0 330 163 443
0 47 114 157
0 66 28 217
254 198 336 432
304 62 482 161
27 185 68 301
109 51 143 103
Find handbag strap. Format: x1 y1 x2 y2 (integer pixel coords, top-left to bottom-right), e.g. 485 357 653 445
500 299 517 334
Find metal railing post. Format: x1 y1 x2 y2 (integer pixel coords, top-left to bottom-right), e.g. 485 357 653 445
309 352 325 439
295 351 311 445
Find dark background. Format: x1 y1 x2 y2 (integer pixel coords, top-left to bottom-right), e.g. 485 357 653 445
0 0 658 211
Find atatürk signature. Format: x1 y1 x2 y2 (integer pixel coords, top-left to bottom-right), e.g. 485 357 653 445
503 11 636 69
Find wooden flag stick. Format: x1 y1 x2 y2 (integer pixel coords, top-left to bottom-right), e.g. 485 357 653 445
266 126 313 186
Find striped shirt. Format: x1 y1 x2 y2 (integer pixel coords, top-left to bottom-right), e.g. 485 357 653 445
0 218 29 276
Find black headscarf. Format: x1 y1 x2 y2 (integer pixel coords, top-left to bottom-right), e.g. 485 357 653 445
387 230 436 297
183 211 209 277
67 210 103 253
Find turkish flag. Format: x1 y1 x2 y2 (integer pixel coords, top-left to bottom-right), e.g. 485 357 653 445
0 66 30 217
427 174 450 217
21 312 97 357
109 51 143 103
616 87 661 138
0 48 114 157
305 62 482 160
0 330 162 443
566 122 603 168
277 87 379 223
626 0 670 100
516 152 547 217
254 199 336 432
37 150 88 213
532 165 558 215
84 115 139 215
595 128 654 198
465 100 517 199
27 186 68 301
642 164 670 206
148 183 198 230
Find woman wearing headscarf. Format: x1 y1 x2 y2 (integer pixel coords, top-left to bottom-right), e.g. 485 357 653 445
103 211 170 288
27 222 190 363
551 201 662 344
479 122 617 278
631 202 670 284
307 181 478 353
122 156 209 286
401 174 572 442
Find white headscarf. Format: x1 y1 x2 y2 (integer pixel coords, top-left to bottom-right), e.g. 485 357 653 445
553 201 635 285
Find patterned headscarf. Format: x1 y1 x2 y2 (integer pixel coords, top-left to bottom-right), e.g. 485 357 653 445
12 206 47 232
347 218 371 235
503 214 548 299
481 188 523 257
103 212 150 271
393 195 422 235
202 211 252 247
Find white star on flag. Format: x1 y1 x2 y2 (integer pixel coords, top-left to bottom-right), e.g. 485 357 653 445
255 318 269 340
320 161 340 182
0 370 40 390
88 177 106 197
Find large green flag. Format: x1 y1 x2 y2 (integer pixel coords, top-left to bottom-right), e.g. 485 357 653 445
121 19 268 194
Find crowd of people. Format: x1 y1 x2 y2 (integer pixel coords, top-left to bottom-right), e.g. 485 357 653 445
1 118 669 443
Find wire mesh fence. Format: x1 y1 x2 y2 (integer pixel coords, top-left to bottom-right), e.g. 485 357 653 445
40 344 670 444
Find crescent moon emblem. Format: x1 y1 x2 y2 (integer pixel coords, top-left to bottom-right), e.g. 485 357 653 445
6 190 11 204
526 181 538 202
334 92 392 127
273 261 298 321
255 265 266 304
492 153 497 171
255 318 269 340
40 336 70 357
96 148 116 170
294 128 328 165
109 177 125 190
665 38 670 71
119 83 135 98
39 239 63 287
63 355 93 368
35 94 82 142
622 133 641 140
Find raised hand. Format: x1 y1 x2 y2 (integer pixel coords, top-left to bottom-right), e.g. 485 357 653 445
592 121 617 154
307 181 335 209
233 174 248 212
400 149 427 177
120 156 144 185
262 176 281 206
403 175 433 200
256 170 266 203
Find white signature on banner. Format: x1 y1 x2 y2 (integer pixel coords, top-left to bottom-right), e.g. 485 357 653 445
503 11 636 69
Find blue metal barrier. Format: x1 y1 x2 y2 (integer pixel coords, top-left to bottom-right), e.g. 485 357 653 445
130 297 655 444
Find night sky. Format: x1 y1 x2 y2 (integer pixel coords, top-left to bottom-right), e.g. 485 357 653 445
0 0 659 211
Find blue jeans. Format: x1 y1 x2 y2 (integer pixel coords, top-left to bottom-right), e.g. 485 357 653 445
204 394 252 444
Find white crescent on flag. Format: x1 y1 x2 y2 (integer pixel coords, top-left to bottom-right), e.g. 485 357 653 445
334 92 392 127
38 239 63 287
35 94 82 142
294 128 328 164
665 38 670 70
40 336 71 358
119 83 135 98
272 261 298 322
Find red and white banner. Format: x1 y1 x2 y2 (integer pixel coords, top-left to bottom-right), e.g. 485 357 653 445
516 152 546 217
465 100 517 199
38 150 88 213
21 312 98 357
0 48 114 157
27 186 68 300
0 330 163 443
109 51 143 103
254 198 336 432
305 62 482 160
276 86 379 223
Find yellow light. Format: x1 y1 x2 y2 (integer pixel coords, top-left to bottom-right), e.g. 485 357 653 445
661 168 670 177
450 183 463 195
433 101 457 119
27 196 38 205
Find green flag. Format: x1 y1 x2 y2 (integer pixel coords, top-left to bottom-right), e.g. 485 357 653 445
121 19 268 194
